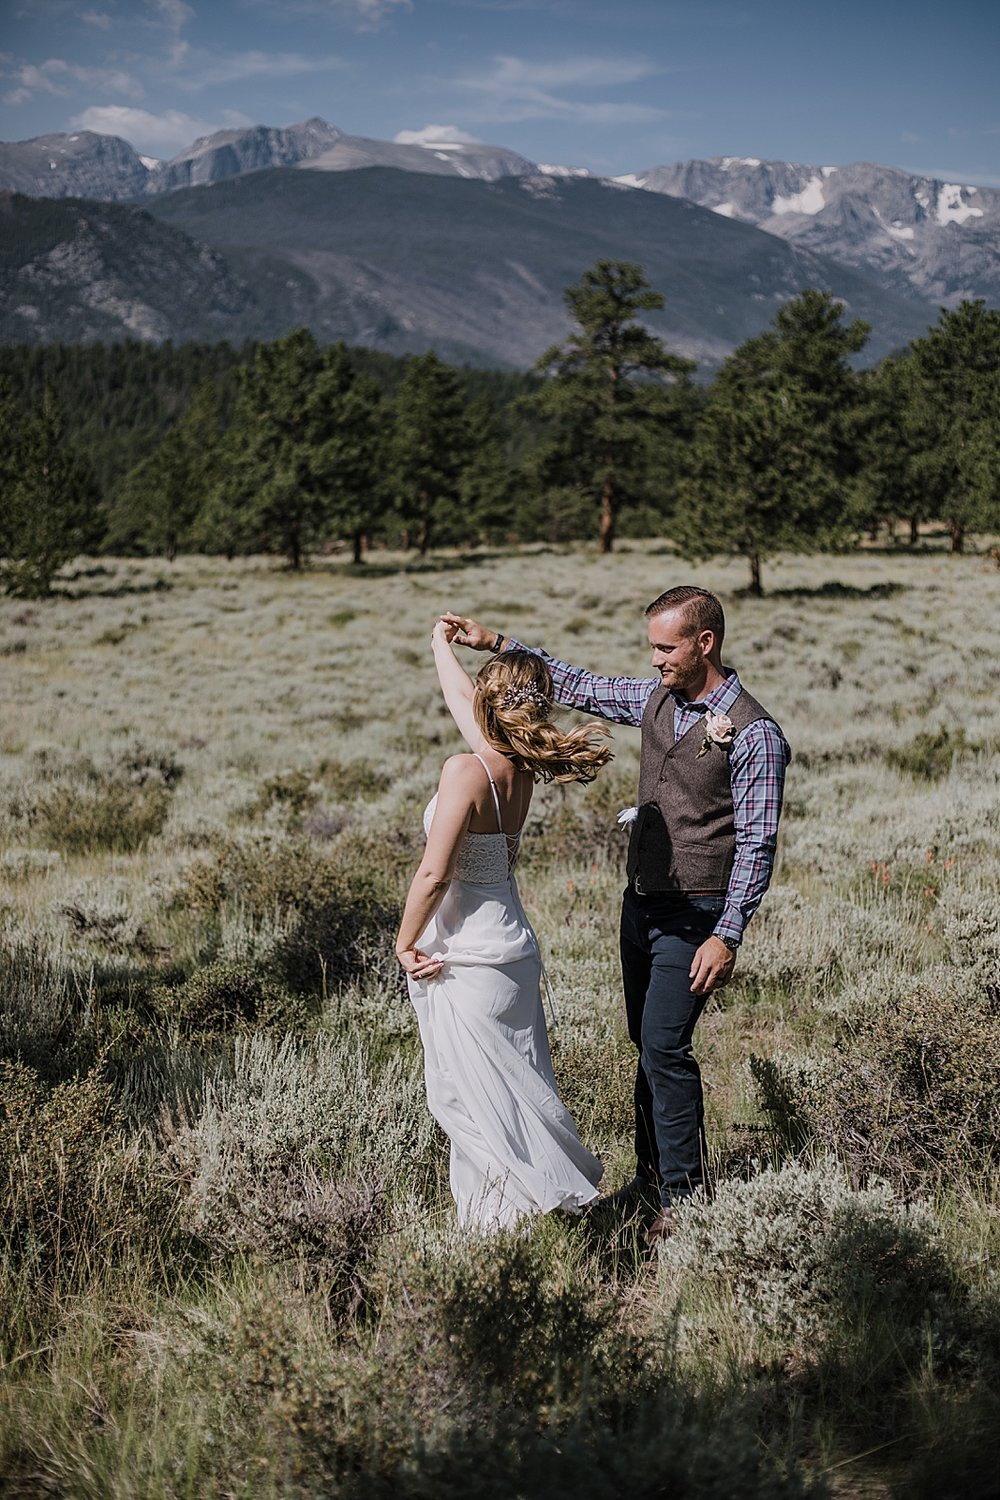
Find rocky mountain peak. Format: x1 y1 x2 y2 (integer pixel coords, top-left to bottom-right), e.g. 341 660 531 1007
621 157 999 309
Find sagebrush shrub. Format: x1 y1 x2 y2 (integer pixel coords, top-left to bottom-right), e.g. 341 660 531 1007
33 777 171 854
251 768 320 827
171 834 400 991
317 758 392 802
0 940 98 1081
885 724 981 780
751 980 1000 1186
155 958 310 1038
0 1057 162 1289
162 1262 820 1500
162 1032 433 1302
28 742 182 853
61 883 154 954
659 1160 952 1348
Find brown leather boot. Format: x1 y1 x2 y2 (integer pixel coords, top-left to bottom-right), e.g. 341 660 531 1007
645 1206 677 1245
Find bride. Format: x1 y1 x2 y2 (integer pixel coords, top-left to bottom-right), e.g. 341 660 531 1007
395 619 611 1231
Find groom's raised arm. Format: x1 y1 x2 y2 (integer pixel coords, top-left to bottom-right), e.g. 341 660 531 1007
442 613 654 728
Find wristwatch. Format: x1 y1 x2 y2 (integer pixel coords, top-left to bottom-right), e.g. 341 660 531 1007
718 934 740 953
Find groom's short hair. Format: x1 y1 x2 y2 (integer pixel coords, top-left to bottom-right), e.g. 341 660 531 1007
645 586 725 646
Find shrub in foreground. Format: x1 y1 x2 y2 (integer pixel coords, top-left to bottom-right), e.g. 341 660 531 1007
751 980 1000 1187
172 834 400 991
155 958 310 1038
658 1160 952 1349
162 1031 433 1306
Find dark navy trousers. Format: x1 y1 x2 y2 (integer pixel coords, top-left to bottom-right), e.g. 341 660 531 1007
620 888 725 1207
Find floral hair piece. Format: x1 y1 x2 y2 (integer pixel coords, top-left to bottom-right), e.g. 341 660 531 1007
499 685 551 713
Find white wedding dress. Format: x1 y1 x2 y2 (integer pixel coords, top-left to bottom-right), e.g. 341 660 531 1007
407 753 603 1230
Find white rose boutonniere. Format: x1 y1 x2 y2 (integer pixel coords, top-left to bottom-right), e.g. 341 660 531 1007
697 711 735 758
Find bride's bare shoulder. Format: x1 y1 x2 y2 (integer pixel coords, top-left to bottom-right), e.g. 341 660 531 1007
437 753 485 787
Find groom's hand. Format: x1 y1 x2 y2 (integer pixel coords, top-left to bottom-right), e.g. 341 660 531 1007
689 936 736 996
440 613 503 652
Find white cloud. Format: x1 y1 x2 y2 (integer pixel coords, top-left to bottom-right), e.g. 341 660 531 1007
68 104 252 156
455 53 670 126
177 50 345 89
1 57 144 105
147 0 195 67
330 0 412 27
394 122 482 145
80 9 113 27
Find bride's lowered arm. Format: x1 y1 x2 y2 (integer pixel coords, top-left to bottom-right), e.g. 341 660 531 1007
395 754 479 979
431 619 490 751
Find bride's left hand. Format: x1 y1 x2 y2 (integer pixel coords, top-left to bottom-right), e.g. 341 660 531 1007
396 946 445 981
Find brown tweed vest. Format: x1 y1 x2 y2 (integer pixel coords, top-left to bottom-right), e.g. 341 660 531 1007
625 683 777 894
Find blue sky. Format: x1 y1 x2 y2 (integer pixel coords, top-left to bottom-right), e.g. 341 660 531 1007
2 0 998 184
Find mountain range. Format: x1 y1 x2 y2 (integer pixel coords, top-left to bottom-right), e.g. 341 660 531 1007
1 117 997 369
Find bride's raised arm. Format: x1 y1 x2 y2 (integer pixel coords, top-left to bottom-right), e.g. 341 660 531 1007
432 619 489 752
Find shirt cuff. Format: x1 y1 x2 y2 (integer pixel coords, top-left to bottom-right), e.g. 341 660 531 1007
713 908 745 945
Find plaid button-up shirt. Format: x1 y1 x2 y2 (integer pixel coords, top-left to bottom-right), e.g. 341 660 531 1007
506 640 791 945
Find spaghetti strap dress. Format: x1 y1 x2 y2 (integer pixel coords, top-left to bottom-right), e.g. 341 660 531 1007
407 753 603 1230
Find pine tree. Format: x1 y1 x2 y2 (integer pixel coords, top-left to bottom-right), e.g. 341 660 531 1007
0 385 100 597
389 352 470 555
529 260 694 553
457 397 516 546
319 345 385 565
675 290 868 595
108 381 223 559
904 300 1000 553
853 355 935 545
202 330 370 569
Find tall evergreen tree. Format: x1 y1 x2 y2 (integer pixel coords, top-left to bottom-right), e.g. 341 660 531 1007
108 381 223 559
529 260 694 553
389 352 470 555
319 345 385 565
203 330 375 569
457 396 516 546
0 385 100 597
853 354 936 545
904 300 1000 553
675 290 869 595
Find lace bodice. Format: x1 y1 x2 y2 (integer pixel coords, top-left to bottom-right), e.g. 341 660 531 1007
423 755 522 885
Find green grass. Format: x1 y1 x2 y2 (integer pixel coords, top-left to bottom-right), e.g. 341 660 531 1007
1 542 999 1497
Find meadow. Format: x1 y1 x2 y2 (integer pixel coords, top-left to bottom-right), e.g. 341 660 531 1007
1 541 999 1499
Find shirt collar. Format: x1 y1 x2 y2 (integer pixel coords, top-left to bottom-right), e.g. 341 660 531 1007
671 669 741 716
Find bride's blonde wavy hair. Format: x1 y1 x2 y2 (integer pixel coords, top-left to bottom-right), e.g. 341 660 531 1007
474 650 612 784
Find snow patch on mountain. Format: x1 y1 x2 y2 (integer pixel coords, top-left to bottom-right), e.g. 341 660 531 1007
771 174 826 215
538 163 591 177
721 156 761 168
872 205 916 245
712 201 737 217
936 184 984 226
612 172 647 188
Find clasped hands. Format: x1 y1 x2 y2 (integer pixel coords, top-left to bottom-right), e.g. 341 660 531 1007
436 613 498 650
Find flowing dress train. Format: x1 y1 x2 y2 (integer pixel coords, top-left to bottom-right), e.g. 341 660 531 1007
407 754 603 1231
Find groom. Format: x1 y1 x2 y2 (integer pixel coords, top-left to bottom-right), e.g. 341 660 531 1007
444 587 790 1242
